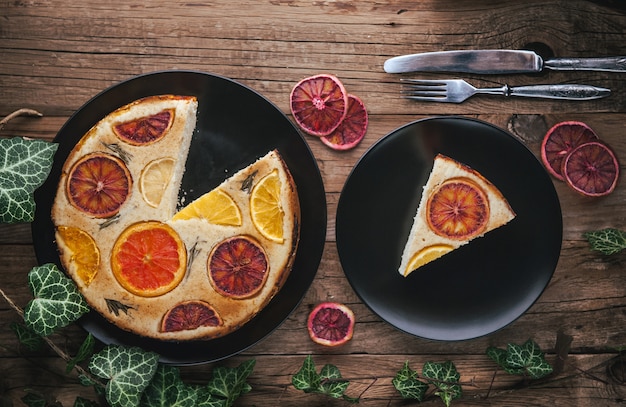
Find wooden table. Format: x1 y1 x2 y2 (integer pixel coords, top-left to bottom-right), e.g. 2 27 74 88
2 0 626 405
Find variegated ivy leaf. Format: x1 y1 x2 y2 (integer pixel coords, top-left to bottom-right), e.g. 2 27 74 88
205 359 255 406
67 333 96 373
422 361 462 407
506 339 553 379
292 354 320 392
0 137 58 223
319 363 350 399
88 345 159 407
10 321 44 351
24 263 89 337
141 365 197 407
392 361 428 401
487 339 553 379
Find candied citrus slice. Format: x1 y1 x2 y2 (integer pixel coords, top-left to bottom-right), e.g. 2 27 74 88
139 157 175 208
208 236 269 299
562 141 619 197
171 188 242 226
250 169 284 243
66 152 132 218
111 221 187 297
290 74 348 137
307 302 355 347
321 94 368 151
160 300 222 333
426 177 489 240
56 226 100 286
113 109 174 145
540 121 598 180
405 244 454 276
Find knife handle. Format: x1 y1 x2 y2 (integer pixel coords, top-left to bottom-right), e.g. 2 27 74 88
509 84 611 100
545 56 626 72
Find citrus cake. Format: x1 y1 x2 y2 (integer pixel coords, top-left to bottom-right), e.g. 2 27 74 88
51 95 301 341
398 154 515 277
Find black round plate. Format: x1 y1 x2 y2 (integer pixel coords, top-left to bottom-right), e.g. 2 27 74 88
32 70 326 365
336 117 561 341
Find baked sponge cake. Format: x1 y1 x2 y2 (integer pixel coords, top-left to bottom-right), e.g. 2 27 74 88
398 154 515 277
51 95 300 341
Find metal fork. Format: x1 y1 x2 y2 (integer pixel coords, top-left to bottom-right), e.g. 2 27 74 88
401 78 610 103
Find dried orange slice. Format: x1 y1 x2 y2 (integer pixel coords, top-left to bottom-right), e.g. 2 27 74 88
290 74 348 137
113 109 174 145
66 153 132 218
321 94 368 151
307 302 355 347
160 300 222 333
111 221 187 297
171 188 242 226
426 177 489 240
540 121 598 181
56 226 100 286
250 169 284 243
139 157 175 208
208 236 269 299
405 244 454 276
562 141 619 197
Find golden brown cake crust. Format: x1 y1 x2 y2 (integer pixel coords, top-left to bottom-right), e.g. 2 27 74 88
52 95 300 341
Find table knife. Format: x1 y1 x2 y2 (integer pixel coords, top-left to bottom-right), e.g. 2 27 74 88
383 49 626 74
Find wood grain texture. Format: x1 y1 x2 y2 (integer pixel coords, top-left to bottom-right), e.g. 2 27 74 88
2 0 626 405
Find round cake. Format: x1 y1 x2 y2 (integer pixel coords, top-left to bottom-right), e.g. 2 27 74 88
51 95 300 341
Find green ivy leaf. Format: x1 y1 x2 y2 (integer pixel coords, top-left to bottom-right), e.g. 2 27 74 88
67 333 96 373
204 359 255 407
291 355 358 403
292 355 320 392
487 339 553 379
79 374 97 387
318 364 350 399
486 346 524 375
422 361 462 407
73 397 100 407
140 365 197 407
24 263 90 336
392 361 428 401
194 387 226 407
584 228 626 255
10 321 44 351
21 391 47 407
0 137 58 223
88 345 160 407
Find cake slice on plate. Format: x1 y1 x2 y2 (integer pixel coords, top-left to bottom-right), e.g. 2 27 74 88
398 154 516 277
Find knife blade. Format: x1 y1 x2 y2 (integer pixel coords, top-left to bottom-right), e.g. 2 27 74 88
383 50 626 74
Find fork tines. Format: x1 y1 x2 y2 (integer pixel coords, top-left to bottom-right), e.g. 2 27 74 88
400 79 448 101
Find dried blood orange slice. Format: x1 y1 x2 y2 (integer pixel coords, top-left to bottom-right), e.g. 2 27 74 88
111 221 187 297
56 226 100 286
160 300 222 333
426 177 489 240
290 74 348 137
307 302 355 347
540 121 598 180
208 236 269 299
562 141 619 197
113 109 174 145
321 94 368 151
66 153 132 218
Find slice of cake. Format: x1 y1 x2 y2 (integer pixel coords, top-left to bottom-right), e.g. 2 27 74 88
398 154 515 277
